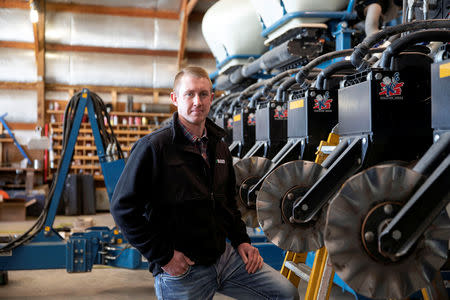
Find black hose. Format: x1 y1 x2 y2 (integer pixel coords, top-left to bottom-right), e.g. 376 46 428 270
275 77 297 101
380 29 450 69
295 48 386 88
315 60 355 89
351 19 450 71
248 89 265 109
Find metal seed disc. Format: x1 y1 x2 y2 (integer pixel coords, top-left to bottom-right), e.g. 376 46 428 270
234 156 274 227
325 165 448 299
257 160 327 252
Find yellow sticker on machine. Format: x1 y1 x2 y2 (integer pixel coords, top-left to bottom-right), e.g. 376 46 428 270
289 99 304 110
440 62 450 78
233 114 241 122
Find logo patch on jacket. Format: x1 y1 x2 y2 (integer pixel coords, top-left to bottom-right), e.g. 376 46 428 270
216 159 226 164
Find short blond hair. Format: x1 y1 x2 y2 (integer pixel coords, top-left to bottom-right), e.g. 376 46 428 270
173 66 212 94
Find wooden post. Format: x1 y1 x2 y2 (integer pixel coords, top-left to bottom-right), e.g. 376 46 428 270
177 0 198 70
0 123 3 165
31 0 46 128
111 90 118 111
153 90 159 104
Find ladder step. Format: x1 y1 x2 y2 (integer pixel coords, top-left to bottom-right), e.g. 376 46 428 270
284 261 311 282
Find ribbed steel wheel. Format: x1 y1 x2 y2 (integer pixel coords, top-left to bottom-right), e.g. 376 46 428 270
325 165 448 299
257 160 327 252
234 156 274 227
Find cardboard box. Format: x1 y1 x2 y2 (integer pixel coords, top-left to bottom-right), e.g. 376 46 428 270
0 198 34 221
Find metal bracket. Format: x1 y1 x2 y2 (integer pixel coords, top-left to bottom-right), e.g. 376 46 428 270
291 135 368 223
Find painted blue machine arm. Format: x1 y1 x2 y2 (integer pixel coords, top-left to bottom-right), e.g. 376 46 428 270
0 89 146 272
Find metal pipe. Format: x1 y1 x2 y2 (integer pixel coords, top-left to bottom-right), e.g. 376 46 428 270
413 132 450 176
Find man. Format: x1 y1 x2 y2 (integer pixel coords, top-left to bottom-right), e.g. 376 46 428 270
111 66 299 300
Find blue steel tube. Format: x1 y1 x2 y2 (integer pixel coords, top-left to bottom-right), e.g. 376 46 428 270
0 113 32 165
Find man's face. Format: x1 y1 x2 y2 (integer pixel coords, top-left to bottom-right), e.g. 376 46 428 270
171 74 213 126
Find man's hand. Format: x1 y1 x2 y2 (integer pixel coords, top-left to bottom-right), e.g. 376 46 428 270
237 243 264 274
162 250 195 276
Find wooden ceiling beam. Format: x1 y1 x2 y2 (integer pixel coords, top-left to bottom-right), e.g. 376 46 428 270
0 1 205 22
0 40 214 59
45 83 172 95
0 81 37 90
46 43 179 57
0 41 34 49
45 2 179 19
0 0 29 9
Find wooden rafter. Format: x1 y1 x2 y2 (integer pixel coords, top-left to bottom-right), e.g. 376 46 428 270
0 0 206 21
0 41 213 59
0 0 29 9
0 41 34 49
45 83 172 95
46 43 180 57
0 81 37 90
45 2 179 19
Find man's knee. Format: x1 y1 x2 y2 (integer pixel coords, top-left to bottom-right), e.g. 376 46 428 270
264 268 299 300
282 281 300 300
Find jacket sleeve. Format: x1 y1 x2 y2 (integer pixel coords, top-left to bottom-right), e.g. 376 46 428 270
224 149 251 248
110 138 173 268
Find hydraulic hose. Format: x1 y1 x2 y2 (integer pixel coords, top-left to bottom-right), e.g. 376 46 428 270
379 29 450 69
315 60 355 89
351 19 450 71
295 48 385 88
248 89 266 109
275 77 297 101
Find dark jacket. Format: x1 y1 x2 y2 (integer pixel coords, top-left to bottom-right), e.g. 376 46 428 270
110 112 251 276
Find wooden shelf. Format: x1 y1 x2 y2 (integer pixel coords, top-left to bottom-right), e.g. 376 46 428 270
50 128 153 135
110 111 171 118
56 155 98 160
47 110 172 118
47 106 169 181
0 138 14 143
70 165 101 170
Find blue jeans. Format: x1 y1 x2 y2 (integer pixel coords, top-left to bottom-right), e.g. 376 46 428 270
155 243 299 300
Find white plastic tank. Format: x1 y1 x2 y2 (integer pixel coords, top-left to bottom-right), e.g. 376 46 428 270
250 0 349 45
202 0 266 73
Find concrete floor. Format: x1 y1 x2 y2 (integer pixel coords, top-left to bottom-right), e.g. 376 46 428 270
0 213 355 299
0 213 233 300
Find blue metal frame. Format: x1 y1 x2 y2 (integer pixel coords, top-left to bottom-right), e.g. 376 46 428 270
0 113 32 165
210 1 357 79
216 54 261 70
260 0 357 38
0 89 145 272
